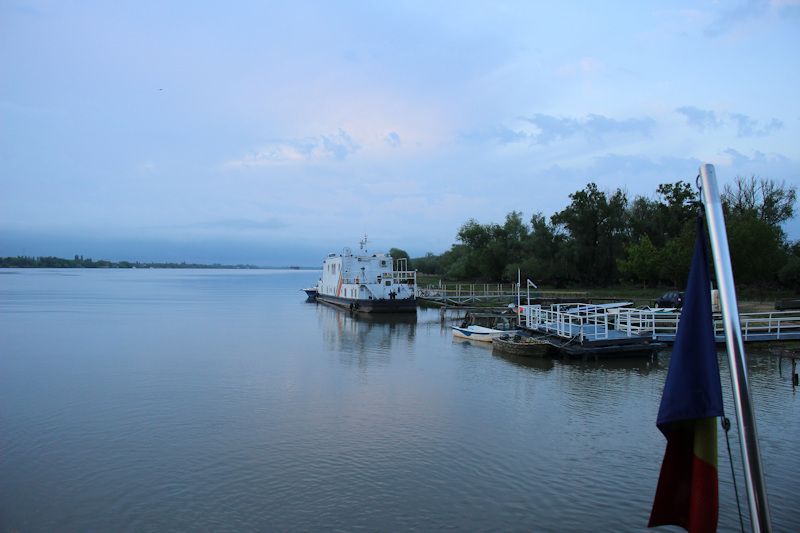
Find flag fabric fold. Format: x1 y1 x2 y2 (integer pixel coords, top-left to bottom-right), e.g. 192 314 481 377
649 217 724 532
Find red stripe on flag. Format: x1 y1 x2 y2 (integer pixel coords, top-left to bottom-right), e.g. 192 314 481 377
649 419 718 532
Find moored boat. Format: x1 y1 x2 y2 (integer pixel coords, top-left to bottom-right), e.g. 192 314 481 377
312 236 417 313
451 312 518 342
492 334 552 356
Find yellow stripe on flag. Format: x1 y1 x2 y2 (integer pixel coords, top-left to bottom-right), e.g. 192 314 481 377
693 417 717 467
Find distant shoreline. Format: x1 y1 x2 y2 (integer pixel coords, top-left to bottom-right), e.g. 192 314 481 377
0 256 317 270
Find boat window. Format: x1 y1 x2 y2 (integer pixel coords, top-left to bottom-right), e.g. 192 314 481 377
385 281 391 286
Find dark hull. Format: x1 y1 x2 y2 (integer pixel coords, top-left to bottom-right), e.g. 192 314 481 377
316 293 417 313
492 334 553 357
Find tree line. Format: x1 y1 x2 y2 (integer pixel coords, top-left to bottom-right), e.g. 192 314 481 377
0 255 261 269
406 176 799 289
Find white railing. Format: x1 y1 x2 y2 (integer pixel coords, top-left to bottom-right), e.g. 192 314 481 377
390 270 417 285
520 305 800 343
614 309 683 339
417 284 588 302
738 311 800 340
522 303 612 342
613 309 800 341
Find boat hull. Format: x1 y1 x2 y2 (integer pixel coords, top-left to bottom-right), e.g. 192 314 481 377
492 334 552 356
316 294 417 313
451 325 509 342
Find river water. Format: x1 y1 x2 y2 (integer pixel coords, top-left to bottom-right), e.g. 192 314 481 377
0 269 797 531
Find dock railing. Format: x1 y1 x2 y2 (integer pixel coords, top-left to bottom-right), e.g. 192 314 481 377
521 305 800 344
522 303 612 342
613 309 682 339
390 270 417 285
734 311 800 341
418 283 587 306
613 308 800 342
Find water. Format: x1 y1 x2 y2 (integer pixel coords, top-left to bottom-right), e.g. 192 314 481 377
0 269 797 531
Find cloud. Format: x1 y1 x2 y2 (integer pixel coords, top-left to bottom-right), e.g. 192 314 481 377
227 129 360 167
459 113 656 148
729 113 784 137
518 113 655 144
720 147 791 166
189 218 288 231
575 154 704 193
773 0 800 18
676 106 722 131
459 125 530 145
704 0 770 37
555 57 605 77
384 131 401 147
141 218 289 237
675 107 784 137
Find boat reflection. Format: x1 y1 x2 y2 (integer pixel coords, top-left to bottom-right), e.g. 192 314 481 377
557 354 661 376
316 304 417 369
451 336 493 351
492 350 555 372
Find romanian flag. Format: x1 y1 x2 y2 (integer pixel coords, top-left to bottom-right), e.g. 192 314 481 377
649 218 724 532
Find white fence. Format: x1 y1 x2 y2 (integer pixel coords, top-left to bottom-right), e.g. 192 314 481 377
522 304 800 343
522 304 614 342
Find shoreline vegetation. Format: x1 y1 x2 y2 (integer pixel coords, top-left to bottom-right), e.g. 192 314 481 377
406 177 800 293
4 178 798 299
0 256 316 270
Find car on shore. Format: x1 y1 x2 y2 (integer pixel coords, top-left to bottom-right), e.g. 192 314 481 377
655 291 684 309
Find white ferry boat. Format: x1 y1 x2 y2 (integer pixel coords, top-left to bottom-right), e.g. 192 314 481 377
314 237 417 313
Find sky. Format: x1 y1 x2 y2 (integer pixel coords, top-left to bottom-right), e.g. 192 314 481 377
1 0 799 266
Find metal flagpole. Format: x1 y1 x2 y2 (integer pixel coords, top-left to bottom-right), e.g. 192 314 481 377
698 163 772 532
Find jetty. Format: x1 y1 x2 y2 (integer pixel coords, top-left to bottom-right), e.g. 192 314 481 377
517 303 800 358
610 308 800 343
518 303 663 358
417 283 586 306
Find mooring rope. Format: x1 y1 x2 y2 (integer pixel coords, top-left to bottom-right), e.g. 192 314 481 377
722 416 746 533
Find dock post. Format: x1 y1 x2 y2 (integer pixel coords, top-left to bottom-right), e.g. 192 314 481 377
699 164 772 532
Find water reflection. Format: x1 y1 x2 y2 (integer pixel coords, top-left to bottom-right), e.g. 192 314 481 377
315 303 417 369
451 336 493 351
2 270 799 532
492 350 555 372
557 354 661 376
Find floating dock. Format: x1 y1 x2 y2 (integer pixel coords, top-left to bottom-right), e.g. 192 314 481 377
518 303 800 358
417 283 587 306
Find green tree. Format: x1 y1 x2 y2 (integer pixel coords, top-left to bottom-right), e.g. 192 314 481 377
388 248 411 269
551 183 628 284
412 252 443 274
778 256 800 291
723 176 796 227
618 235 660 286
722 176 797 286
726 217 786 285
658 222 695 288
